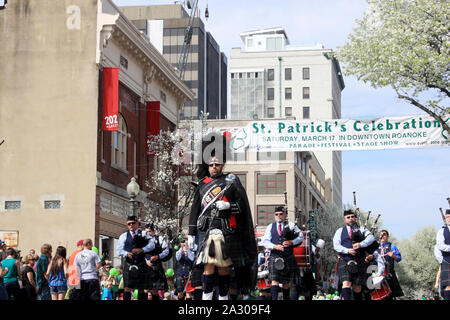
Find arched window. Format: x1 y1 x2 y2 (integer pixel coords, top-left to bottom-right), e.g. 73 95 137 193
112 113 127 171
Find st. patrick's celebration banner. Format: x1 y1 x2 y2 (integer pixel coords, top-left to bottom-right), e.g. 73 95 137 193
223 115 449 152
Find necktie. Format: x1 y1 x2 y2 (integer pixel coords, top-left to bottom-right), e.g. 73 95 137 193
278 223 282 236
349 227 353 239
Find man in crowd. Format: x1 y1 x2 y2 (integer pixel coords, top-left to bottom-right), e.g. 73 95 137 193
68 239 84 300
36 243 52 300
263 206 303 300
73 239 102 300
174 238 195 300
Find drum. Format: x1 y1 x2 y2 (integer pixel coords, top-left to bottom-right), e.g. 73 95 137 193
294 231 311 268
257 270 270 290
370 279 391 300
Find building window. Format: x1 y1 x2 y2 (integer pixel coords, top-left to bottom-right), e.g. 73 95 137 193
230 150 247 162
285 87 292 100
303 87 310 99
5 201 21 210
112 114 127 171
267 107 275 118
120 55 128 70
257 173 286 195
303 67 310 80
303 106 310 119
267 88 274 100
235 174 246 190
257 205 278 226
44 200 61 209
285 68 292 80
247 38 253 47
257 151 286 161
285 107 292 117
267 69 274 81
160 90 167 102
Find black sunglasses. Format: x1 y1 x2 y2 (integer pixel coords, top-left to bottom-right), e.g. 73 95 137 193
208 163 222 167
127 222 137 226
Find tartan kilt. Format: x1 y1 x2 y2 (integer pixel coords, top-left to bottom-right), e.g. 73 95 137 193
123 261 150 291
268 255 300 284
175 276 188 294
147 261 167 291
337 256 367 286
441 260 450 287
197 229 250 268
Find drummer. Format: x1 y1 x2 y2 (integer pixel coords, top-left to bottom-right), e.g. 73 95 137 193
262 206 303 300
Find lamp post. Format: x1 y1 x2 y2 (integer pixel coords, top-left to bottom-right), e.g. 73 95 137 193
127 177 140 217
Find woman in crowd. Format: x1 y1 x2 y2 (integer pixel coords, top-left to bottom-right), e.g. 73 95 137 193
21 254 37 300
45 246 68 300
1 248 23 300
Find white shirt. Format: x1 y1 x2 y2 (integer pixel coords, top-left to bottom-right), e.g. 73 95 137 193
116 230 155 258
73 249 101 280
436 226 450 253
333 225 375 254
262 221 303 250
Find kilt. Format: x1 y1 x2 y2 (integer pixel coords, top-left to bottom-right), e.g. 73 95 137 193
190 264 204 288
197 228 250 268
123 261 150 291
441 260 450 287
175 276 188 294
147 261 167 291
268 255 300 284
337 256 367 286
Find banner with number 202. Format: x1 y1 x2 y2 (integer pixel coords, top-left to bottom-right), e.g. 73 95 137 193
102 67 119 131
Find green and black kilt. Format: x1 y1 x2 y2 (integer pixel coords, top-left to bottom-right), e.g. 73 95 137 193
337 256 367 286
147 261 167 291
268 254 300 284
441 260 450 287
123 260 150 291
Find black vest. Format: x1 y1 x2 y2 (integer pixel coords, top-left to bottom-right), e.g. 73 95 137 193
270 222 293 258
340 226 364 261
378 242 395 271
176 252 193 277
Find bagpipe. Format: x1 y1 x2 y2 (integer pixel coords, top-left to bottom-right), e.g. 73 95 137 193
438 197 450 227
195 173 236 266
126 227 150 265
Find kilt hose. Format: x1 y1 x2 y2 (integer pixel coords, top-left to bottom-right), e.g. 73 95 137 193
441 260 450 287
268 255 300 284
337 256 367 286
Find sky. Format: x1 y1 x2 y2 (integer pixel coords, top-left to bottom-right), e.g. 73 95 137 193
112 0 450 241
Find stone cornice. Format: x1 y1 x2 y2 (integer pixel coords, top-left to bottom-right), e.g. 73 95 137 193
100 16 195 106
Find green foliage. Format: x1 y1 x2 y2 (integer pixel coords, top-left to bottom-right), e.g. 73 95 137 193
396 226 439 298
337 0 450 131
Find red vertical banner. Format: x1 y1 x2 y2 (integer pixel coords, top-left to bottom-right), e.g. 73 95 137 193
102 67 119 131
146 101 160 155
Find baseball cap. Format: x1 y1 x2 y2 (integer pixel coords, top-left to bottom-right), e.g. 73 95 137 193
77 240 84 247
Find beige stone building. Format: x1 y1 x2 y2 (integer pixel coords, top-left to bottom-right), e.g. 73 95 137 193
0 0 194 258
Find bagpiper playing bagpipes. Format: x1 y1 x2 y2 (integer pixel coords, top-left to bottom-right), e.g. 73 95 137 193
332 192 384 300
262 201 304 300
116 215 155 300
435 197 450 300
188 132 257 300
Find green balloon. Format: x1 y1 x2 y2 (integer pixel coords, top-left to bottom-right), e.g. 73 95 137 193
109 268 119 277
165 268 174 277
174 245 179 250
133 289 138 299
178 235 183 239
92 246 99 254
326 294 332 300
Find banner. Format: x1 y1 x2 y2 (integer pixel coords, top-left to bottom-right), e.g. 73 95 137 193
226 115 449 152
146 101 160 155
102 67 119 131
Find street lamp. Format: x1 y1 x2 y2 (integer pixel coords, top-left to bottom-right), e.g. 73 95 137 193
127 177 140 217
